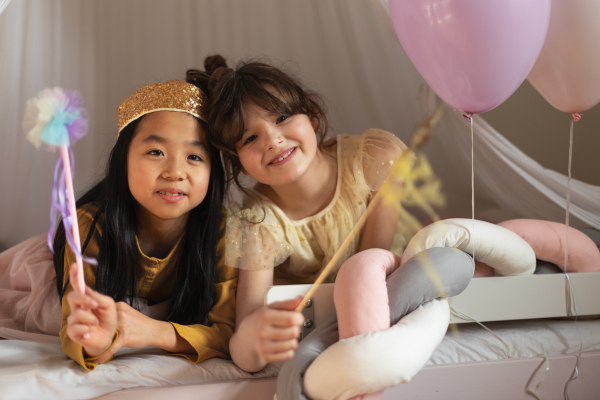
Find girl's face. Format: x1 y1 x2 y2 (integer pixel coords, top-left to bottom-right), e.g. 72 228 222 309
235 103 319 187
127 111 211 225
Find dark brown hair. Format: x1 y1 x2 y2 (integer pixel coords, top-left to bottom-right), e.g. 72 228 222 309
187 55 329 193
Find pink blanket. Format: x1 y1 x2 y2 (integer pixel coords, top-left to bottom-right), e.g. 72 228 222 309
0 235 62 342
0 235 170 343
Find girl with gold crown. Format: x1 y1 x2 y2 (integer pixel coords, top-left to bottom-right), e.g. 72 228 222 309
0 75 237 370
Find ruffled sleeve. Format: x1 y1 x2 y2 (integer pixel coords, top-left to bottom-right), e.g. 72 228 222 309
225 202 294 270
359 128 411 191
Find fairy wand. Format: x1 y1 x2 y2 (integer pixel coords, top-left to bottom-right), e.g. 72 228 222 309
23 88 96 293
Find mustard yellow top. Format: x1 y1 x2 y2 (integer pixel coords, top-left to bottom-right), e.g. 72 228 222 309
60 205 238 370
225 129 410 284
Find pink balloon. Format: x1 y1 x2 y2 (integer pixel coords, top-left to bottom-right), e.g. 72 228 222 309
527 0 600 113
389 0 551 114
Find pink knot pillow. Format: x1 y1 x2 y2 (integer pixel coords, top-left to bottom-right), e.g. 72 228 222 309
498 219 600 272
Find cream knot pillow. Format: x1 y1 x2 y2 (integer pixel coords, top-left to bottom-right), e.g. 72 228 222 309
303 299 450 400
402 218 536 276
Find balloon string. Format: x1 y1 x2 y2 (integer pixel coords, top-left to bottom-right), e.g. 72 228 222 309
532 355 551 400
449 307 514 358
457 110 476 267
564 117 574 312
451 306 555 399
461 112 475 265
563 113 582 399
470 114 475 265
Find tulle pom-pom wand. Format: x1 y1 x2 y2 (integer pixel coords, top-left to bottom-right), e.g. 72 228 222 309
23 88 96 293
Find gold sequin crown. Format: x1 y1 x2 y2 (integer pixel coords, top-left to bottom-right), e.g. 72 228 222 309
117 80 207 134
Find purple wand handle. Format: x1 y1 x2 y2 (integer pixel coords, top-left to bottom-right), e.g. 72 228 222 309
60 146 86 293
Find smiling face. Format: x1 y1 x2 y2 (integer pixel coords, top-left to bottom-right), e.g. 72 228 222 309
127 111 211 226
235 103 319 187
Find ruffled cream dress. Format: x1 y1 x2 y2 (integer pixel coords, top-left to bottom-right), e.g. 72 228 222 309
225 129 410 285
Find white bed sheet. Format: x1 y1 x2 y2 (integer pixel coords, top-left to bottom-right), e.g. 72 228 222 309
0 341 278 400
1 318 598 400
430 317 600 365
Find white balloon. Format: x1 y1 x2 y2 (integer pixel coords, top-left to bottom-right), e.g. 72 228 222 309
528 0 600 113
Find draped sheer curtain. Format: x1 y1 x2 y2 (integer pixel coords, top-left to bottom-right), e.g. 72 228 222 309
0 0 597 248
0 1 10 15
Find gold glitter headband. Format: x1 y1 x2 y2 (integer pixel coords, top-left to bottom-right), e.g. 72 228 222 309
117 80 207 134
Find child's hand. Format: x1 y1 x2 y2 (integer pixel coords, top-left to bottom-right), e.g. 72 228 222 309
255 296 304 363
65 263 117 358
93 301 160 364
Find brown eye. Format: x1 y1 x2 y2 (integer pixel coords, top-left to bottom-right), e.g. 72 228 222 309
244 135 257 145
276 115 290 124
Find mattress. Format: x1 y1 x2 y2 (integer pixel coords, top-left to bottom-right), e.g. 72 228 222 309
1 317 598 400
431 317 600 365
0 341 278 400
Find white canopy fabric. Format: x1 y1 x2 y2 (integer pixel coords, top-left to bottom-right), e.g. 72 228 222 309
0 0 10 15
0 0 598 248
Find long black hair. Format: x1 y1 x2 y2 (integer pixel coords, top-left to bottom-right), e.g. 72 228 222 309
53 116 225 326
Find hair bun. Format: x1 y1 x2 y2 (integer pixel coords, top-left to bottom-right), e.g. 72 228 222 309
204 55 228 76
186 69 206 86
208 66 234 93
186 55 229 94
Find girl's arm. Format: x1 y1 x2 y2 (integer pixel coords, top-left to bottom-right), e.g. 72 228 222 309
65 273 118 357
91 301 197 364
65 260 196 366
357 129 409 253
357 193 400 252
229 268 303 372
152 261 239 365
63 208 238 369
60 206 114 370
97 246 239 365
144 211 239 364
68 263 238 366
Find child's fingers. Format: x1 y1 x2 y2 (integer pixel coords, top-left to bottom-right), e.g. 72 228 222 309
67 308 99 326
261 338 298 355
84 286 116 310
68 262 85 293
66 291 99 310
258 336 298 363
67 322 93 341
260 324 301 341
267 296 303 311
262 349 296 363
261 308 304 328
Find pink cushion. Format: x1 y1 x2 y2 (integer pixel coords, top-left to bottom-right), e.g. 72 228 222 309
334 249 399 340
498 219 600 272
334 249 399 400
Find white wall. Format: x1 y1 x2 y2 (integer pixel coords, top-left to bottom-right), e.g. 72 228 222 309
484 81 600 187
